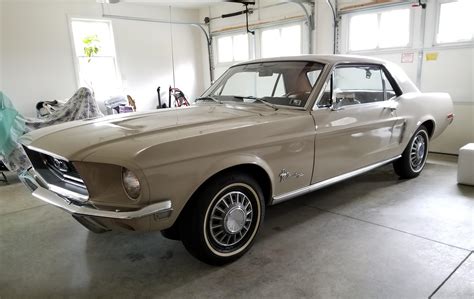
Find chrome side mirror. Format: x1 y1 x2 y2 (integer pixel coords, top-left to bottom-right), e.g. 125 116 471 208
330 97 344 111
330 103 344 111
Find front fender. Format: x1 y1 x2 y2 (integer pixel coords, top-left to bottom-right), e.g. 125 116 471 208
141 152 276 231
200 154 275 191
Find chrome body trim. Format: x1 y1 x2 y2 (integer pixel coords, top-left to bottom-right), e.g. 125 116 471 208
33 187 172 220
21 166 89 202
63 173 84 184
47 164 87 189
22 146 89 202
271 155 401 205
48 184 89 202
26 145 70 161
21 168 172 220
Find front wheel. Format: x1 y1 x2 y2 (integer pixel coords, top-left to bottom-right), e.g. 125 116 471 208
179 173 265 265
393 125 429 179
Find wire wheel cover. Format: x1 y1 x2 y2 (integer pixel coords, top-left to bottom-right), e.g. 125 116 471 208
209 191 253 247
410 133 426 171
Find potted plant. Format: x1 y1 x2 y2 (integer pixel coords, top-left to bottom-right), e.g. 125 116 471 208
81 34 101 94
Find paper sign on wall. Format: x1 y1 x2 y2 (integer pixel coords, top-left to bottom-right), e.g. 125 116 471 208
426 52 439 61
401 52 415 63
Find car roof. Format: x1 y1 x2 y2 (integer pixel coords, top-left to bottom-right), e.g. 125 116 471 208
233 54 390 67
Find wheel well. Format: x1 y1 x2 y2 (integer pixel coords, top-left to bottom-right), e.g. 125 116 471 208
186 164 272 210
421 120 435 139
169 164 273 234
200 164 273 205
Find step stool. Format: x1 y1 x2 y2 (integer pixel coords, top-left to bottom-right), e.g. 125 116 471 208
458 143 474 186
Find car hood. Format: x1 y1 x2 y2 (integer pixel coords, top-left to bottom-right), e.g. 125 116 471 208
21 104 285 162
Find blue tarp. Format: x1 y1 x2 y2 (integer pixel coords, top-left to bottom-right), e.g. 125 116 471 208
0 91 27 159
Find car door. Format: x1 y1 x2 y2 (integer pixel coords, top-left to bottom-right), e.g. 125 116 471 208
310 64 402 183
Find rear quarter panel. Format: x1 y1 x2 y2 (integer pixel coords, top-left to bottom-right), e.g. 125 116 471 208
396 92 453 149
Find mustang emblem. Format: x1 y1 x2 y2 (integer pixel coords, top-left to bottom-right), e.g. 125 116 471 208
279 169 304 182
53 158 69 173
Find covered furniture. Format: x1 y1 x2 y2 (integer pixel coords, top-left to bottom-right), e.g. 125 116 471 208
0 88 103 176
0 161 8 183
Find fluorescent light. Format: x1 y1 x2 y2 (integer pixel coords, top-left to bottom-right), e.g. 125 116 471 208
96 0 120 4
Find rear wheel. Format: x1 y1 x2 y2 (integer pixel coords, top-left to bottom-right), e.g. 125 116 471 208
179 173 264 265
393 125 429 179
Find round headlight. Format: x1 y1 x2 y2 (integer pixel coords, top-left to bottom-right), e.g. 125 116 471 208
122 168 141 200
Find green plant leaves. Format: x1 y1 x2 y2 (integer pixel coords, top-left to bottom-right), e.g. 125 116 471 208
82 34 101 62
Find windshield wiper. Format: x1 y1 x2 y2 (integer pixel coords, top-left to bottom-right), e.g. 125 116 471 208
233 96 278 110
195 96 222 104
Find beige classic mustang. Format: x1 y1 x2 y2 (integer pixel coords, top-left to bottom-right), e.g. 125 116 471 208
20 55 453 265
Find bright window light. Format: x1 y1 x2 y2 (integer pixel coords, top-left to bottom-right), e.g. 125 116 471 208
437 0 474 44
281 25 302 56
217 36 233 63
261 28 280 58
379 9 410 48
71 19 121 100
349 8 411 51
261 24 302 58
217 34 249 64
349 14 378 51
233 34 249 61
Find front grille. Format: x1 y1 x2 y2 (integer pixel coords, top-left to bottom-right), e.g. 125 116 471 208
23 146 89 202
42 155 86 189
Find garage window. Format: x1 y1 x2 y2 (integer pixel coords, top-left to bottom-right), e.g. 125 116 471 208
261 24 302 58
436 0 474 44
216 34 249 64
349 8 411 51
70 19 121 99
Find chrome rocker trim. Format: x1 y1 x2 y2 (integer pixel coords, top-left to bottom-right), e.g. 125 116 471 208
21 169 172 220
272 155 401 205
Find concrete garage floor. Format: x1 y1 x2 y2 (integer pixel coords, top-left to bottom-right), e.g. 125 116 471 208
1 154 473 298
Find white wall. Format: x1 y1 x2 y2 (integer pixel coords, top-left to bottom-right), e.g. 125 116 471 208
1 0 205 116
337 2 474 154
315 0 335 54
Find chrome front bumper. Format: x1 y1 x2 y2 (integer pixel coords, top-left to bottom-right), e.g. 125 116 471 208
20 168 172 220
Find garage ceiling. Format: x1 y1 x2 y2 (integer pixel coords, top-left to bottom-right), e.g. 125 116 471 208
120 0 226 7
338 0 408 10
1 0 226 8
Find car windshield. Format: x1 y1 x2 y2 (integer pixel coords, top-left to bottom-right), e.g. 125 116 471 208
202 61 325 108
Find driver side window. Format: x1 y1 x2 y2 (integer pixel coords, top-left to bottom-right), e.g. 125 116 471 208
326 65 395 109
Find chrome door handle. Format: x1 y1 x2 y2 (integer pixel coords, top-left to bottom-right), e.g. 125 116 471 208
383 104 397 111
